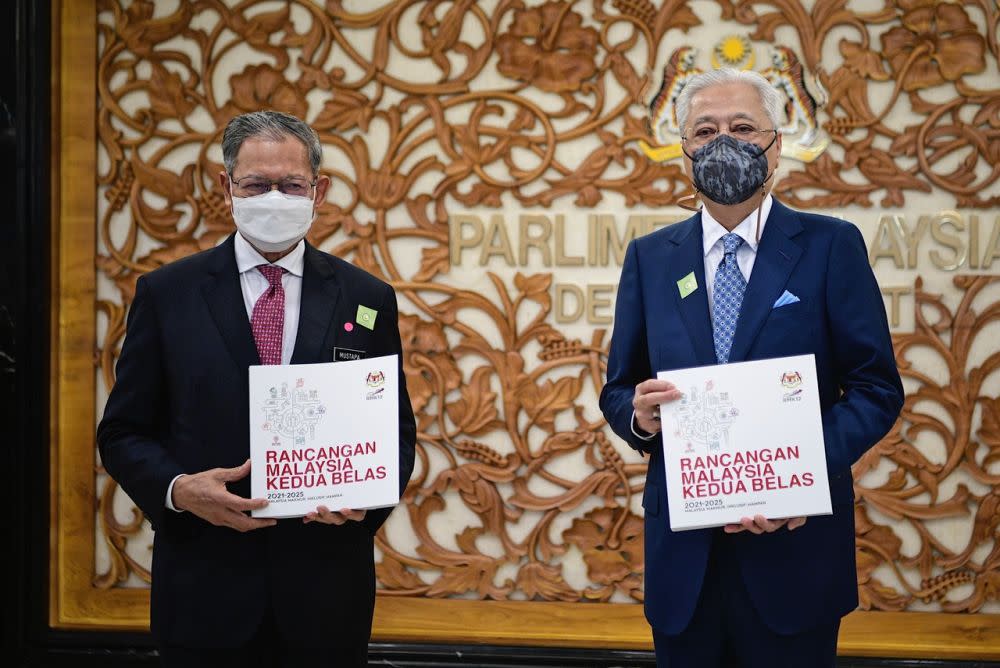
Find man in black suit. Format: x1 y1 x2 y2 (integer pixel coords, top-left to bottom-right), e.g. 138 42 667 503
98 110 416 667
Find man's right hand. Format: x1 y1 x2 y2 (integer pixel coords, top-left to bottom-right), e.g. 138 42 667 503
632 378 683 434
172 459 277 532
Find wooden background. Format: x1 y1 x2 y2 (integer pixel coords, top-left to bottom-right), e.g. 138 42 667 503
51 0 1000 657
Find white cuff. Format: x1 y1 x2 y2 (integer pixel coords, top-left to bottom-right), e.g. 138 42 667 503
630 409 657 441
165 474 186 512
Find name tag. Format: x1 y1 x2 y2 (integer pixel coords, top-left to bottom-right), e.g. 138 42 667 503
333 347 365 362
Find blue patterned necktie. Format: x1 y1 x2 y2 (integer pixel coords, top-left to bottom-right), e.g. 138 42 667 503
713 233 746 364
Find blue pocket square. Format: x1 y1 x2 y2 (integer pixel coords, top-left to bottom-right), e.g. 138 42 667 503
773 290 801 308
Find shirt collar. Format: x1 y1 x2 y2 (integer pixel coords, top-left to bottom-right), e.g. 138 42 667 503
234 232 306 277
701 193 774 257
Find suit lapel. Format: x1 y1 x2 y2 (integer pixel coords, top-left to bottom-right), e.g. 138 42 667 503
201 235 260 375
668 215 717 367
290 243 340 364
728 201 804 363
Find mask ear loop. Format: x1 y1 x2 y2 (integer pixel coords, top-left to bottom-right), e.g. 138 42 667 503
755 130 779 244
755 188 764 245
678 142 702 211
755 169 776 245
678 191 701 212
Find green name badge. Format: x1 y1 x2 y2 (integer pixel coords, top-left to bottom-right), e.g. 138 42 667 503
356 304 378 330
677 272 698 299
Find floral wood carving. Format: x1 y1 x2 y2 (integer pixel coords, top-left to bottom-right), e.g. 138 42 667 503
94 0 998 612
853 275 1000 613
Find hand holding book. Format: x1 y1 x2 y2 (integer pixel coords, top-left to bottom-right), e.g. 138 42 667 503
723 514 808 534
303 506 367 525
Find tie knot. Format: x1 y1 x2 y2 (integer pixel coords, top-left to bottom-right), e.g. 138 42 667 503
257 264 285 287
722 233 743 255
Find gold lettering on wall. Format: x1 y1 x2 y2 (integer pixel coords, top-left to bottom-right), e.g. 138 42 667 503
869 215 905 269
481 214 516 266
555 284 584 324
929 211 966 271
899 216 930 268
519 215 553 266
868 213 1000 272
595 215 641 266
586 285 615 325
450 215 484 266
554 215 584 266
880 285 912 329
982 218 1000 269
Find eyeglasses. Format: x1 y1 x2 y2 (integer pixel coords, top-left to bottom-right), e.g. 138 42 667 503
230 176 316 197
682 124 777 151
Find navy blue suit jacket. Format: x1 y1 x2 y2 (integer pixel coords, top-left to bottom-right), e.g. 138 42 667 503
97 235 416 648
600 200 902 635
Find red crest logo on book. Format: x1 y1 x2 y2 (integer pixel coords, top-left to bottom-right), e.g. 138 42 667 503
366 370 386 388
781 371 803 389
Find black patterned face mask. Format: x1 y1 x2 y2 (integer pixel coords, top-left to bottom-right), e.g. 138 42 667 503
685 133 776 205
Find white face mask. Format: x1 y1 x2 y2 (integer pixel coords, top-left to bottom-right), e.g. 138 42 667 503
231 190 315 253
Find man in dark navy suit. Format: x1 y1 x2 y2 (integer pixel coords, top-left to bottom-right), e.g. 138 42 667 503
600 69 903 667
98 111 416 667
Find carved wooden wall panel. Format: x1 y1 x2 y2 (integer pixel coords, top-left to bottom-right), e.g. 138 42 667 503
51 0 1000 654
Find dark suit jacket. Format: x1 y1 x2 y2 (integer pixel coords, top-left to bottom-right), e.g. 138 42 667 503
97 234 416 649
600 200 903 635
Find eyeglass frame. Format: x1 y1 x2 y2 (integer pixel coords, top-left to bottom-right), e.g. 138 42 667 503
681 125 779 151
229 175 318 197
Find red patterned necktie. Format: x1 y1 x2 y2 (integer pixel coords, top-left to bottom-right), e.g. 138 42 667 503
251 264 286 365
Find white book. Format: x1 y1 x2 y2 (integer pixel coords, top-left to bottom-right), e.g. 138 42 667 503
249 355 400 518
657 354 832 531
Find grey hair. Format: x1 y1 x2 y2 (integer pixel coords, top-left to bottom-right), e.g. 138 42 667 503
675 68 783 135
222 110 322 176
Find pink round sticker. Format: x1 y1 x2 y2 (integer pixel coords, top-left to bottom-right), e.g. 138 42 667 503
344 322 354 332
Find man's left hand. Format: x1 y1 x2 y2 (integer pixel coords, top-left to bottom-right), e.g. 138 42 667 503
724 515 807 534
303 506 367 525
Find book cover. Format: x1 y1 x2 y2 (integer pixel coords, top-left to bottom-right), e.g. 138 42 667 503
249 355 400 518
657 354 832 531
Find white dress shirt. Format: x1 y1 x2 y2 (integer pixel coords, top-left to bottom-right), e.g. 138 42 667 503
701 194 772 315
166 233 306 510
631 195 774 441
